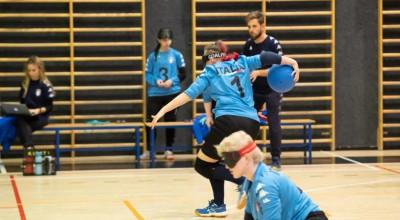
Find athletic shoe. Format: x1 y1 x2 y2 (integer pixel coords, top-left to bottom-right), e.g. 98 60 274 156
195 200 227 217
24 145 35 150
140 151 150 160
164 150 174 160
237 182 247 209
271 156 281 171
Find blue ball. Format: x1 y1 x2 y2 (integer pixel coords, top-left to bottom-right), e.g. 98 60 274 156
267 64 296 93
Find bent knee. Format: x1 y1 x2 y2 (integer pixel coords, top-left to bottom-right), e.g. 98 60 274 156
194 157 215 179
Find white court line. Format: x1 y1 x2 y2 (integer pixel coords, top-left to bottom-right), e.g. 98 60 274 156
0 163 388 182
320 150 379 170
305 178 400 192
283 168 374 173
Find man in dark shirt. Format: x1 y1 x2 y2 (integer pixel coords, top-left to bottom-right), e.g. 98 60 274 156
242 11 284 170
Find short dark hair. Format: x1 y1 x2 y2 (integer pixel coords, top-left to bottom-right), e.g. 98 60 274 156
245 11 264 24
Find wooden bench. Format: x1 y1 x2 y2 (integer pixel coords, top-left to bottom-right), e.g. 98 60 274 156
259 119 315 164
42 122 143 170
147 119 314 164
145 121 194 162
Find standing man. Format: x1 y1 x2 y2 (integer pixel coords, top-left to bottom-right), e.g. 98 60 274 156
243 11 285 170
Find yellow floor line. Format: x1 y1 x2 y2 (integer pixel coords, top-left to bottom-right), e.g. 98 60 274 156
123 200 144 220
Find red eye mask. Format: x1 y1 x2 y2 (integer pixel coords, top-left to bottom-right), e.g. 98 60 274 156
222 141 256 168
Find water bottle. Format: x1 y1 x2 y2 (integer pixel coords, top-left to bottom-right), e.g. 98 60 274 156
44 156 53 175
24 154 34 175
34 151 43 175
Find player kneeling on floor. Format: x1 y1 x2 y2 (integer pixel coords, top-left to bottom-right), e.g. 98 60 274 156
216 130 328 220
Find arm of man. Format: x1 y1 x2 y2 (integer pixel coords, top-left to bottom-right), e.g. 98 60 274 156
250 69 269 82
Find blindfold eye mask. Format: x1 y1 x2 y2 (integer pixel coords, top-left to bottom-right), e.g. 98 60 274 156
202 52 226 65
222 141 257 168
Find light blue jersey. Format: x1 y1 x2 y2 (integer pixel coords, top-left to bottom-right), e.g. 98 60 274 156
185 55 262 122
145 48 185 97
245 162 320 220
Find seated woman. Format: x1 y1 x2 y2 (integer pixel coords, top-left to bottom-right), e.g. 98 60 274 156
17 55 55 150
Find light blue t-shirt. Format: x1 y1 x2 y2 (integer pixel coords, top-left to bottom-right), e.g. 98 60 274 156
185 55 261 122
245 162 320 220
145 48 185 97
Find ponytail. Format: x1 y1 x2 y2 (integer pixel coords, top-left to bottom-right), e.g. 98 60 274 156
154 42 161 61
215 40 239 61
221 52 239 62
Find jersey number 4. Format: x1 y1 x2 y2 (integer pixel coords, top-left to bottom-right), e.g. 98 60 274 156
231 75 245 97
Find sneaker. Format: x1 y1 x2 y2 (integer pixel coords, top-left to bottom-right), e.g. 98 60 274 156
237 182 247 209
195 200 227 217
164 150 174 160
140 151 150 160
271 156 281 171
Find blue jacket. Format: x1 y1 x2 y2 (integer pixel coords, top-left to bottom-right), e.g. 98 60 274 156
245 162 320 220
0 116 17 151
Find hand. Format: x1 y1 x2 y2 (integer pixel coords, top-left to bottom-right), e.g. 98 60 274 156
258 111 268 121
149 109 165 129
162 79 172 88
291 62 300 83
250 70 258 83
205 116 214 127
29 108 41 115
156 79 164 87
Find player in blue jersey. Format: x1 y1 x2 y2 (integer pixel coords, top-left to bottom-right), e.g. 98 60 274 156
17 55 55 150
149 40 299 217
217 130 328 220
243 11 293 170
142 28 186 160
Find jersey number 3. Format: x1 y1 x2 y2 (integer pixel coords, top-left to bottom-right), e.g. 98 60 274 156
160 67 168 82
231 75 244 97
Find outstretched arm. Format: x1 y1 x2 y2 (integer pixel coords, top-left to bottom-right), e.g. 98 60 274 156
149 93 191 129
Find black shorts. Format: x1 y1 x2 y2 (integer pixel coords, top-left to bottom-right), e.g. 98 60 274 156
201 115 260 160
306 211 329 220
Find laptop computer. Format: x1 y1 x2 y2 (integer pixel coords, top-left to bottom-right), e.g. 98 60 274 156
1 103 32 116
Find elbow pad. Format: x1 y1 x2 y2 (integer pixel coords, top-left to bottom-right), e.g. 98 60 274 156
260 51 282 66
178 67 186 82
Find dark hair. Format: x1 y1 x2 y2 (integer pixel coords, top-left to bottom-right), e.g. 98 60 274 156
154 28 173 61
158 28 173 40
245 11 264 24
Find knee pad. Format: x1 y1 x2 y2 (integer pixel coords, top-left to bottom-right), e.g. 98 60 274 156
194 158 215 179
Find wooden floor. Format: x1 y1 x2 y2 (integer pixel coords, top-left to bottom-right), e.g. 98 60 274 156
1 151 400 220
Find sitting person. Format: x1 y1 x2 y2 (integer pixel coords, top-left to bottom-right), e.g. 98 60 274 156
17 55 55 150
216 130 328 220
